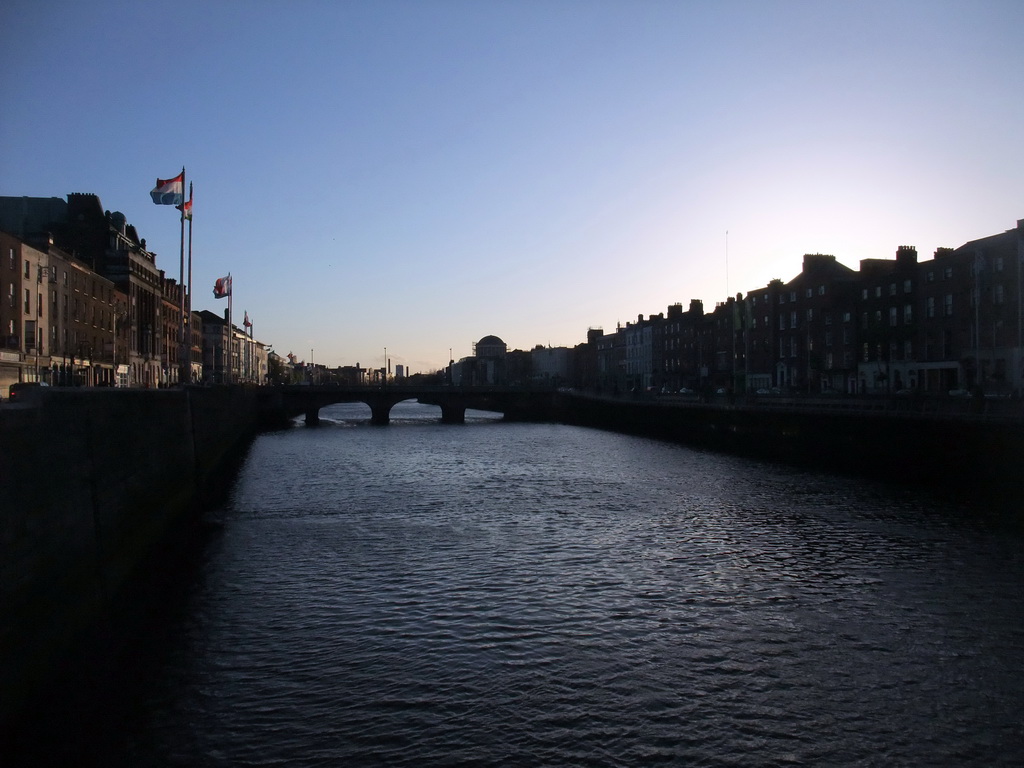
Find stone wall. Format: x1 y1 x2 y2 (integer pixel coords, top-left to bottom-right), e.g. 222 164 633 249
0 386 260 727
555 392 1024 491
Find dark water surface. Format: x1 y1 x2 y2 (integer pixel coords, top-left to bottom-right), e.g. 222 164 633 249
16 402 1024 765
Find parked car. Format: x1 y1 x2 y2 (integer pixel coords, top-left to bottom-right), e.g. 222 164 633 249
8 381 48 401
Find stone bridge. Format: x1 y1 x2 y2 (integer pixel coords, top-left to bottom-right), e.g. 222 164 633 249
259 384 563 426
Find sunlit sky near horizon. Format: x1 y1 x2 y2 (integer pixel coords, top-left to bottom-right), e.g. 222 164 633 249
2 1 1022 373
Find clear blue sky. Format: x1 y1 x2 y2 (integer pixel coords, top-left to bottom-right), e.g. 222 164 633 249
2 1 1021 374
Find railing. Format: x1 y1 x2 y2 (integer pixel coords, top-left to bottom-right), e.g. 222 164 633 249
568 388 1024 422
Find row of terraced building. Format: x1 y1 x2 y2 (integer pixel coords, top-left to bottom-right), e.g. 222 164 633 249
576 219 1024 397
0 193 268 394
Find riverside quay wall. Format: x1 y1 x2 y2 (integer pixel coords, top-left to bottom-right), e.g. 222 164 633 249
0 386 261 728
556 391 1024 493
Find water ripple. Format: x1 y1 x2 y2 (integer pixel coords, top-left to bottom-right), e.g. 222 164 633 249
53 404 1024 766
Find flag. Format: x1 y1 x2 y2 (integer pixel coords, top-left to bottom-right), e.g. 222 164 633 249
177 188 193 220
213 275 232 298
243 311 252 327
150 172 184 205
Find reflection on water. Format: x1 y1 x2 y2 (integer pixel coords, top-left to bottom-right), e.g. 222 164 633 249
12 402 1024 766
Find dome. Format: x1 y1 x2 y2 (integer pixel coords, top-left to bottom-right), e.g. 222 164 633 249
475 335 507 358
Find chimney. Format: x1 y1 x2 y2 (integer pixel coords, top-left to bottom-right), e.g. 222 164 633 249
896 245 918 265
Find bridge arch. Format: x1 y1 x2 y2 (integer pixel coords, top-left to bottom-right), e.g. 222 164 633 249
261 385 559 428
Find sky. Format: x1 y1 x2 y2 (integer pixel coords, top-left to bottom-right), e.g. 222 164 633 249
2 0 1022 374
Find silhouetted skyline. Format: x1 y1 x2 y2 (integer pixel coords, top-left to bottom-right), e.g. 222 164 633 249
2 0 1021 372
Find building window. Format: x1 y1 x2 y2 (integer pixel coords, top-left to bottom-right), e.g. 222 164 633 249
944 294 953 316
862 343 869 362
861 288 868 300
944 267 953 280
790 291 796 302
790 310 797 327
24 260 30 279
790 338 797 358
8 249 14 271
927 296 935 318
24 288 31 314
994 284 1005 304
875 286 882 298
842 312 851 323
825 331 833 347
806 309 813 322
825 312 832 325
889 283 897 296
995 256 1004 272
779 316 786 331
806 288 813 299
904 304 912 323
926 270 934 282
818 285 826 295
903 279 912 293
889 307 898 327
904 340 913 359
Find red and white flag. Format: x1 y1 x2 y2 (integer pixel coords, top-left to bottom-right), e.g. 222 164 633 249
177 188 193 220
213 275 232 298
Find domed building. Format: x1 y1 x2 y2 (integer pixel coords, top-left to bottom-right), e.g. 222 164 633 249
451 334 508 386
474 335 507 359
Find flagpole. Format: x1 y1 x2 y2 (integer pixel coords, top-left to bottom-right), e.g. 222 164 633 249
227 273 233 385
186 181 193 384
178 166 187 386
246 314 254 383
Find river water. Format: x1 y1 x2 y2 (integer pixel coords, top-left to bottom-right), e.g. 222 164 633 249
17 402 1024 766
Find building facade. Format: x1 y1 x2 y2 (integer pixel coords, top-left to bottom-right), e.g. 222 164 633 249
0 231 120 393
577 219 1024 398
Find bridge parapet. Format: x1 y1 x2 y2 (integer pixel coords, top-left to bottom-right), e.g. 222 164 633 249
259 384 561 426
